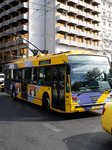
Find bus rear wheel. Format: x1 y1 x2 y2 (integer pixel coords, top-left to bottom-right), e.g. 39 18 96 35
43 95 50 111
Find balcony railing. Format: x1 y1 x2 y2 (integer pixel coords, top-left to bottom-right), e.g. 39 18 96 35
67 0 78 4
78 31 86 37
69 41 78 47
56 26 69 33
68 7 78 14
77 0 86 7
86 4 93 10
57 15 69 22
57 4 69 11
69 18 78 25
69 29 78 35
57 39 69 45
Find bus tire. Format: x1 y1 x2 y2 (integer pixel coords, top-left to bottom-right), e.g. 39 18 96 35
43 94 50 111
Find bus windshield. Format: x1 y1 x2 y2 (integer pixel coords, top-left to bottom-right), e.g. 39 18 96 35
68 55 112 93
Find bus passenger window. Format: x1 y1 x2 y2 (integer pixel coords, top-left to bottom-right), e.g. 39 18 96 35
44 67 50 85
11 70 13 79
33 68 38 84
28 68 38 84
15 70 20 81
38 67 50 86
13 70 16 80
38 67 44 85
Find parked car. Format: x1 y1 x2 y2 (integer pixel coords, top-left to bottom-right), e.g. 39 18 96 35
0 73 4 92
101 102 112 134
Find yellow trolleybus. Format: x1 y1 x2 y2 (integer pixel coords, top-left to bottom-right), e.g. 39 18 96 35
5 50 112 113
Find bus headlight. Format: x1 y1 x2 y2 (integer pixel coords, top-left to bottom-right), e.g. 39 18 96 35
72 97 80 103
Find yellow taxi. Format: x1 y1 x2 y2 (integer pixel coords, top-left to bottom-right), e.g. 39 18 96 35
101 102 112 134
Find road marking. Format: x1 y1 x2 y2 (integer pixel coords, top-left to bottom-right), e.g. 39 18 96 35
20 117 48 121
42 122 63 132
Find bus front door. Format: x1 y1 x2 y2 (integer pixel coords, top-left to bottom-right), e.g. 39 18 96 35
52 65 65 111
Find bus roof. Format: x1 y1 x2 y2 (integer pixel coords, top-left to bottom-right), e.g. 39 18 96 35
5 50 106 70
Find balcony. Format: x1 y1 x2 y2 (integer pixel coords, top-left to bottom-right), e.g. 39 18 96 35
93 26 100 31
17 2 28 10
78 20 86 27
78 31 86 37
77 10 86 17
69 41 78 47
56 26 69 33
56 4 69 12
86 23 94 29
94 46 102 51
92 0 101 5
57 15 69 23
9 14 28 25
78 43 86 48
86 33 94 39
77 0 86 8
93 16 101 23
68 7 78 15
93 7 101 14
57 39 69 45
0 1 10 9
86 13 94 20
0 43 6 49
93 35 101 41
69 29 78 35
69 18 78 25
68 0 78 5
86 44 94 49
17 25 28 33
86 4 93 10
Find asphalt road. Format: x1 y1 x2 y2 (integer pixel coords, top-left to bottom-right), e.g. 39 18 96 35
0 92 112 150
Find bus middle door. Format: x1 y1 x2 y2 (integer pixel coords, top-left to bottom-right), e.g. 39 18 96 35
52 65 65 111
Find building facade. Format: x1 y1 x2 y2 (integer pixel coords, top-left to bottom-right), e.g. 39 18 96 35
0 0 109 72
0 0 29 72
100 0 112 61
29 0 102 54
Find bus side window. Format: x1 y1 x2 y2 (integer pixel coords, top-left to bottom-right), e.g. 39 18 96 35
33 68 38 84
13 70 16 80
11 70 13 80
44 67 50 86
28 68 38 84
22 69 26 81
38 67 50 86
18 70 21 80
38 67 44 85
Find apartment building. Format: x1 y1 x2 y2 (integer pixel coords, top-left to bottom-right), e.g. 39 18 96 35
29 0 102 54
0 0 102 72
100 0 112 61
0 0 28 72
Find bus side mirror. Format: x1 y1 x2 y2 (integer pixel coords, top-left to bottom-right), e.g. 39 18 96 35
66 64 70 75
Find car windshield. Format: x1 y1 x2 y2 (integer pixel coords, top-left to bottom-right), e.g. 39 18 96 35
68 55 112 93
0 75 4 78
